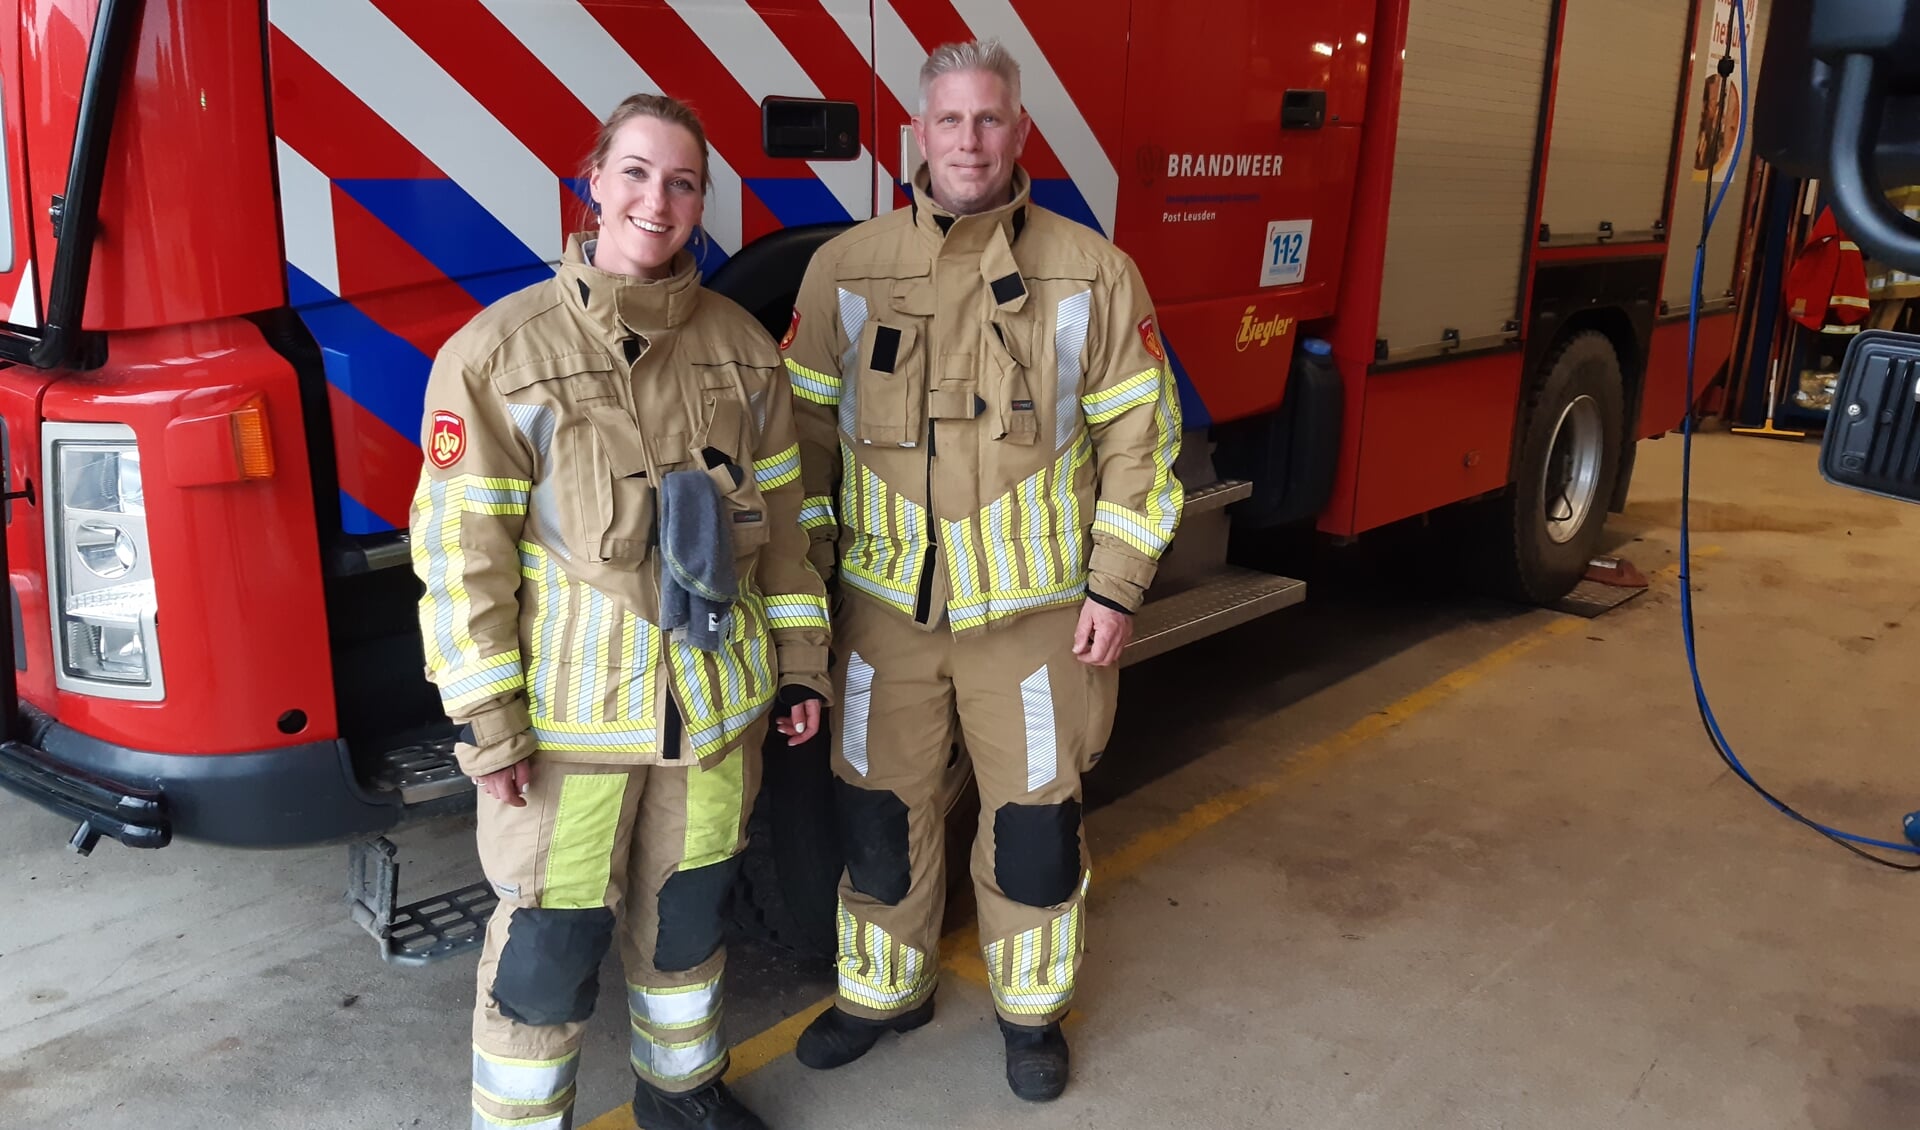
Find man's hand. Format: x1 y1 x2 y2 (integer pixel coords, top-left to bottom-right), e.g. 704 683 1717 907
474 758 534 807
1072 599 1133 667
774 698 824 746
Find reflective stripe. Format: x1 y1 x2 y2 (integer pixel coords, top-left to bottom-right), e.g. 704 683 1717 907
946 578 1087 633
841 650 874 777
1081 367 1161 423
764 593 830 630
507 404 569 560
440 650 526 713
1143 371 1185 535
472 1047 579 1105
542 773 627 909
985 874 1087 1017
798 495 837 531
1093 501 1171 556
1839 241 1860 251
532 719 659 749
1832 295 1872 309
630 1024 726 1083
628 974 723 1030
1021 665 1057 793
1054 289 1092 449
682 748 746 871
784 357 842 406
836 903 933 1010
472 1107 569 1129
754 443 803 491
1821 324 1863 335
837 288 868 436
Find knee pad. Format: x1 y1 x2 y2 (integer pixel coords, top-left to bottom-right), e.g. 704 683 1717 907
994 800 1083 908
492 907 616 1026
834 778 911 905
654 855 743 972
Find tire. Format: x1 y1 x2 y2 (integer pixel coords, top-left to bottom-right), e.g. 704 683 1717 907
1486 330 1626 604
730 725 979 961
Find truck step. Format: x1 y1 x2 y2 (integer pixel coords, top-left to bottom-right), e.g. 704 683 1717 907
1123 566 1306 667
366 736 467 805
1180 478 1253 515
348 836 497 966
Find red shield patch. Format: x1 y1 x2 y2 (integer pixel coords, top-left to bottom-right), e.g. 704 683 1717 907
1138 315 1165 362
779 308 800 352
428 410 467 469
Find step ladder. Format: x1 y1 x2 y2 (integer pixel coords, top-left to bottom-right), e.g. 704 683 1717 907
347 735 495 965
1123 480 1306 667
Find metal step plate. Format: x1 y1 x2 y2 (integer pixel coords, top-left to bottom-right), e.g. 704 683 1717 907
1181 479 1253 516
1124 566 1307 667
365 738 468 804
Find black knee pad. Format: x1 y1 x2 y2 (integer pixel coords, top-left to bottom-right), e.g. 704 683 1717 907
654 855 743 972
994 799 1083 907
834 778 910 905
492 907 615 1026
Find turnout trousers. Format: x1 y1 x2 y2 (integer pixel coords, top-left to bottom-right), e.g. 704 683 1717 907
829 597 1118 1028
467 723 763 1130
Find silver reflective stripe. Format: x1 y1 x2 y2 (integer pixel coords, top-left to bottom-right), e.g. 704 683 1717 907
471 1046 578 1104
1054 290 1092 449
630 1025 726 1082
629 978 722 1030
841 650 875 777
472 1107 570 1130
1021 665 1057 793
837 288 868 437
507 403 569 560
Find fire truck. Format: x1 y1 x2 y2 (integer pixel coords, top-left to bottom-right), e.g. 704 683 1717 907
0 0 1765 958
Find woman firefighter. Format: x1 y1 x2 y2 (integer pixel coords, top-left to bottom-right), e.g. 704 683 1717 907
410 95 830 1130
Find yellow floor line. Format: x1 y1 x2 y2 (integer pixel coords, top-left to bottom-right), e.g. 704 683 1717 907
581 556 1700 1127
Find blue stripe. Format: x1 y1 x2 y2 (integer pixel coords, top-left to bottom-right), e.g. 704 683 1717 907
1028 178 1103 236
338 490 388 537
743 178 852 227
1162 338 1211 430
335 178 554 306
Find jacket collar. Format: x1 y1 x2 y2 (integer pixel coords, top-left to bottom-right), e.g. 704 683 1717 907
557 232 703 344
908 165 1031 256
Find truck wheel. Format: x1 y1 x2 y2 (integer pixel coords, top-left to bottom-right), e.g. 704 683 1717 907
1488 330 1626 603
733 727 840 959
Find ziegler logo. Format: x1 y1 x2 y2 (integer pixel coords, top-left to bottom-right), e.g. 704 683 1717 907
428 410 467 468
1235 307 1295 353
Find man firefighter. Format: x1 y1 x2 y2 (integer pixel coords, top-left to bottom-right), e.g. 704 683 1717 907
782 38 1183 1101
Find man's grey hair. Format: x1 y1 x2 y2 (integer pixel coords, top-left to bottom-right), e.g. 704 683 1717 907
917 38 1022 115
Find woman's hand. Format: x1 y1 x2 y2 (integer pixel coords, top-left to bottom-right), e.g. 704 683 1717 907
774 698 823 746
473 758 535 806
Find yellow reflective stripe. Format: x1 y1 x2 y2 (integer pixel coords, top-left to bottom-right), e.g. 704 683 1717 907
764 593 830 629
1080 367 1161 423
784 357 842 405
836 903 934 1009
471 1104 569 1128
1831 296 1872 308
799 495 836 531
1144 370 1185 532
542 773 627 909
681 748 746 871
1839 241 1860 251
1094 500 1171 556
440 650 526 713
753 443 803 491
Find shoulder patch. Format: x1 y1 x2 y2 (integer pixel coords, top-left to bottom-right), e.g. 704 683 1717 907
1138 316 1165 363
428 410 467 469
779 308 800 351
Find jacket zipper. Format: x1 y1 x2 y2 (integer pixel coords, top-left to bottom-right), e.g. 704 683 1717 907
914 418 937 624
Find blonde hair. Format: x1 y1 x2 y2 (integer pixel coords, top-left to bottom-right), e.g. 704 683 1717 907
580 94 712 226
918 38 1022 115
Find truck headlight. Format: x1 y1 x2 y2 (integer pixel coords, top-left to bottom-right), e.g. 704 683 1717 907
43 424 163 700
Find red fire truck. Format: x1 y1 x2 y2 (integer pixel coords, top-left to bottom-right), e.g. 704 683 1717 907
0 0 1765 957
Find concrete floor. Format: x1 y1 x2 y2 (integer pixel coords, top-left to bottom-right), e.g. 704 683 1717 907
6 430 1920 1129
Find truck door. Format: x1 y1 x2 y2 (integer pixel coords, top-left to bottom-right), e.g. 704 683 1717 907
0 0 37 333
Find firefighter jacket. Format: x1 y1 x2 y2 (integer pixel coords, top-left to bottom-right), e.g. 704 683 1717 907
783 166 1183 635
411 234 830 777
1785 206 1873 336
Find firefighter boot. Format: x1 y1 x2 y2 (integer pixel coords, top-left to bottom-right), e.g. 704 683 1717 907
999 1016 1070 1102
794 996 937 1069
630 1077 767 1130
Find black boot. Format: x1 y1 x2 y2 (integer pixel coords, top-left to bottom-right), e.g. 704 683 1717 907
999 1016 1069 1102
630 1076 767 1130
794 997 936 1069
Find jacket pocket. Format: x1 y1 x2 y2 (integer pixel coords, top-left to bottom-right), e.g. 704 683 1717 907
986 318 1038 446
852 319 926 448
576 405 656 568
698 377 772 561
